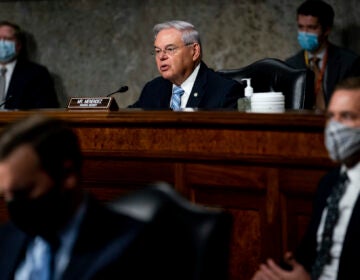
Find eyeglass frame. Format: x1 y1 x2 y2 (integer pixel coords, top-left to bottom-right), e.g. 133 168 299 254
151 43 195 57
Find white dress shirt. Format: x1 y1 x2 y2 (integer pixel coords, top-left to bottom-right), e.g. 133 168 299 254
1 59 16 94
170 63 201 109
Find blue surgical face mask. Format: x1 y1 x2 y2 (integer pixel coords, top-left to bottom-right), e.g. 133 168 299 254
0 40 16 63
297 31 319 52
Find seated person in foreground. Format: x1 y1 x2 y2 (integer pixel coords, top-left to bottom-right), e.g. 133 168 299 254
251 76 360 280
0 114 198 279
129 20 244 110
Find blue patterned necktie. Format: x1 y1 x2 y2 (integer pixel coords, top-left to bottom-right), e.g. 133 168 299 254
311 172 349 279
170 86 184 111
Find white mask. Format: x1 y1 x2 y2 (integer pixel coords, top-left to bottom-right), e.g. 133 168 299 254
325 120 360 162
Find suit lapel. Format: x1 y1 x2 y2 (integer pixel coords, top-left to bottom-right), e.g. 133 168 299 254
186 62 207 108
298 51 307 68
7 60 25 100
158 80 173 108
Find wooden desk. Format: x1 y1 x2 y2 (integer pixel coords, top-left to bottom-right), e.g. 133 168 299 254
0 110 334 280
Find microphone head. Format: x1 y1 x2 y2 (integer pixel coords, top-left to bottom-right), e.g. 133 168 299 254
118 86 128 93
107 86 129 97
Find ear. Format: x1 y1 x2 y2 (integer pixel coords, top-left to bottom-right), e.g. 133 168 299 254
323 26 331 38
192 43 201 61
15 39 22 54
63 173 78 190
62 160 79 190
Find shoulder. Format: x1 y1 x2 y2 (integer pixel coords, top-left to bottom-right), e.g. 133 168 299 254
319 167 340 183
316 167 341 200
141 76 171 97
15 59 51 75
0 222 26 244
144 76 169 88
285 50 304 66
328 44 359 62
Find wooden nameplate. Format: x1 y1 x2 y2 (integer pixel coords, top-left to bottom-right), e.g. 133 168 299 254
67 97 119 111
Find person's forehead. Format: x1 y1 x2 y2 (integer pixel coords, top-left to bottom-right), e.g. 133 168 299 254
0 25 16 36
329 89 360 112
297 14 320 24
155 28 183 45
4 145 39 168
0 145 38 188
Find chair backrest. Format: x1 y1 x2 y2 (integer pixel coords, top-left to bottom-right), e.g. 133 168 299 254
109 182 232 280
218 58 315 109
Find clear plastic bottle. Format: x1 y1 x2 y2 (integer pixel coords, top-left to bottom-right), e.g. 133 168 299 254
237 78 253 111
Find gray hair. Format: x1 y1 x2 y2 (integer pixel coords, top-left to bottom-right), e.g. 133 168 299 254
153 20 202 48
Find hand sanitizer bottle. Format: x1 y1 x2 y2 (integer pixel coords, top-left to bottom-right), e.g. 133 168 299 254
239 78 253 111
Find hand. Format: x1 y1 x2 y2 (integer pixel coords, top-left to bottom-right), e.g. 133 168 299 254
251 252 311 280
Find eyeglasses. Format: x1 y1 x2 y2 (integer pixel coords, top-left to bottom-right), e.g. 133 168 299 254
152 43 194 57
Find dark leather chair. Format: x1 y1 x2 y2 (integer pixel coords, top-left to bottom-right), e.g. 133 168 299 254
218 58 315 109
109 182 232 280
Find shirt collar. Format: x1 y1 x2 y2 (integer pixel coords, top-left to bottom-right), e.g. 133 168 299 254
343 161 360 185
172 63 201 94
308 48 326 60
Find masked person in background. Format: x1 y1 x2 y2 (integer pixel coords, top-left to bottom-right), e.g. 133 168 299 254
285 0 359 111
251 76 360 280
0 21 58 109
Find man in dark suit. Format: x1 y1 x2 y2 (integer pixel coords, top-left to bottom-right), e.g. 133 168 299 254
285 0 359 110
251 76 360 280
129 20 243 110
0 115 194 280
0 21 59 109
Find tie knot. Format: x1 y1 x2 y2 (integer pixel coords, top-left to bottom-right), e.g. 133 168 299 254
310 56 320 69
1 67 6 76
173 86 184 96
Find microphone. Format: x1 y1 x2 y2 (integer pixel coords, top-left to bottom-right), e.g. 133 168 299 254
0 95 13 108
106 86 129 97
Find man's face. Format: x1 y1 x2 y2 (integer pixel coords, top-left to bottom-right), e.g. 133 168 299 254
297 14 330 47
0 145 54 202
154 28 200 85
0 25 21 54
326 89 360 128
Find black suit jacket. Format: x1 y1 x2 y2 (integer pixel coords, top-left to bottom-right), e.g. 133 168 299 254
129 62 244 109
295 167 360 279
0 195 194 280
5 59 59 109
285 44 359 105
